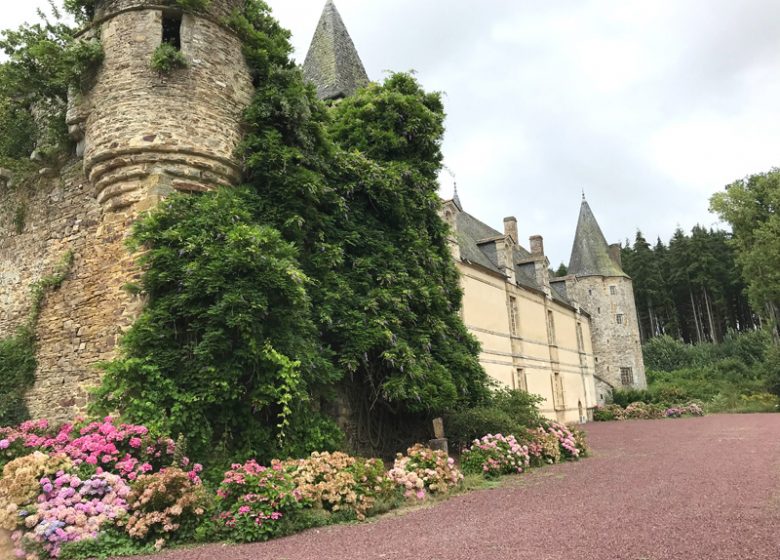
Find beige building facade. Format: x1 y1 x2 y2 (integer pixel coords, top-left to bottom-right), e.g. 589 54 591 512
441 199 598 423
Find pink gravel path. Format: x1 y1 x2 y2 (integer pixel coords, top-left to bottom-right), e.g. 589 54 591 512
125 414 780 560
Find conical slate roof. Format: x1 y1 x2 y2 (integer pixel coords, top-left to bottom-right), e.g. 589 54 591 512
303 0 369 100
568 199 627 278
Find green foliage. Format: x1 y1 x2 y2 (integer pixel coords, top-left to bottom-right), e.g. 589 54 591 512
13 202 27 234
445 388 543 450
640 329 777 411
62 0 96 25
58 527 155 560
150 43 188 73
92 188 334 463
0 325 37 425
0 250 74 426
621 227 753 344
94 0 487 466
0 5 102 161
711 168 780 338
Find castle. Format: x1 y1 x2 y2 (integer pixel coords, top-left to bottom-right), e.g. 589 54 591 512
0 0 644 424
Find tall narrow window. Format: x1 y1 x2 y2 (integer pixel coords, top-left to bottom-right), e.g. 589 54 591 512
620 367 634 386
610 285 617 295
162 12 183 50
552 372 564 410
616 313 624 325
546 310 556 345
576 322 584 351
508 296 519 335
516 368 527 392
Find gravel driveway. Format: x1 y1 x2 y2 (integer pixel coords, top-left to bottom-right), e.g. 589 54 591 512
125 414 780 560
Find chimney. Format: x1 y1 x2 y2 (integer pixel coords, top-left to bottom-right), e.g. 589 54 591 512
609 243 622 267
530 235 544 257
503 216 518 244
529 235 551 297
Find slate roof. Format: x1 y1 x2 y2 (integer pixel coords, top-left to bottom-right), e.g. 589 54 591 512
450 208 576 307
568 199 627 278
302 0 370 100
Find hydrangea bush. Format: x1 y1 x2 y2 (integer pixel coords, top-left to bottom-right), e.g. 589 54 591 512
121 467 208 545
285 452 393 521
388 444 463 500
461 434 530 478
17 471 131 558
664 403 704 417
213 460 303 543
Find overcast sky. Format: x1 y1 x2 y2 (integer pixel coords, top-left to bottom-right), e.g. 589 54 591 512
4 1 780 266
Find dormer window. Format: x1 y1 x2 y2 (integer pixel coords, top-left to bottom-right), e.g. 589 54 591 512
162 12 183 50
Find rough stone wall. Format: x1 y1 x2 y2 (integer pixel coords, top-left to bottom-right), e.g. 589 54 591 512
0 163 143 420
69 1 253 210
567 275 647 399
0 0 254 421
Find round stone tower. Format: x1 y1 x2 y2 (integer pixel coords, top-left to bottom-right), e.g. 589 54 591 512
67 0 254 211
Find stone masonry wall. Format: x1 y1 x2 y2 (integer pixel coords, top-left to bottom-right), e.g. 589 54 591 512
1 0 253 421
0 163 142 420
568 275 647 398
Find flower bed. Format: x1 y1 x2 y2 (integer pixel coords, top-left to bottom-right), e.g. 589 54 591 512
461 434 530 478
0 416 590 558
595 401 706 422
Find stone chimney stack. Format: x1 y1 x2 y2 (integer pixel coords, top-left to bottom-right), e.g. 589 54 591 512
503 216 518 244
609 243 622 268
530 235 545 257
529 235 551 296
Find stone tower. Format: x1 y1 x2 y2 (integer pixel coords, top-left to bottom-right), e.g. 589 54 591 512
302 0 369 100
564 197 647 401
67 0 254 210
12 0 254 420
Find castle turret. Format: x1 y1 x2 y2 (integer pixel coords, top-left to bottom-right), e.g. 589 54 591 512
566 197 646 400
67 0 254 210
302 1 369 100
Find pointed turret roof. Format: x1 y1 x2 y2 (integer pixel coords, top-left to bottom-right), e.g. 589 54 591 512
568 198 627 278
303 1 369 100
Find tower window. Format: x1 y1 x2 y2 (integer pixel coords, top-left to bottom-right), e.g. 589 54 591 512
620 367 634 386
616 313 624 325
162 12 183 50
610 285 617 295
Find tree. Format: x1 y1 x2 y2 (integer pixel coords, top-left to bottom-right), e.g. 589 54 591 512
711 169 780 340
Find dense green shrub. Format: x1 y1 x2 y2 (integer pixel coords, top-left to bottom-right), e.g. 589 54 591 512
642 330 777 412
92 188 338 464
445 389 543 450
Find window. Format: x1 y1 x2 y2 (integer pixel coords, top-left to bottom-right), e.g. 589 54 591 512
576 322 585 351
610 285 617 295
546 310 556 345
588 289 593 296
552 372 564 410
620 367 634 386
616 313 624 325
508 296 519 335
162 11 183 50
597 307 601 314
516 368 527 392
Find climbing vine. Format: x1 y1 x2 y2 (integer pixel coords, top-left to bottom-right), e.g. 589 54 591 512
0 251 74 425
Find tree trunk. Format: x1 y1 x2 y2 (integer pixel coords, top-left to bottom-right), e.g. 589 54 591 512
690 289 703 343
